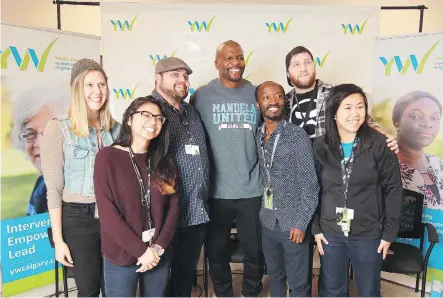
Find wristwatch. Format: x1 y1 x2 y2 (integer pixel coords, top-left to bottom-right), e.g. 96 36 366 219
151 244 164 256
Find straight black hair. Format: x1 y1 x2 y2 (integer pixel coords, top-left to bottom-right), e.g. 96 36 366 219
324 84 371 152
113 96 176 190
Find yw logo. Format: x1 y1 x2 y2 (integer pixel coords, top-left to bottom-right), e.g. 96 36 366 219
342 18 369 35
314 51 330 68
0 38 58 72
379 40 441 76
188 16 216 32
149 49 178 66
113 83 140 100
110 15 138 31
266 17 293 33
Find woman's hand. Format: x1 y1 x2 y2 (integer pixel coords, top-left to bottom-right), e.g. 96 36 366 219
136 247 160 272
314 233 329 256
377 240 391 260
54 241 74 267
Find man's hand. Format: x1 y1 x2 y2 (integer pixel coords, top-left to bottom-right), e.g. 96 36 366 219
289 227 305 244
385 134 399 154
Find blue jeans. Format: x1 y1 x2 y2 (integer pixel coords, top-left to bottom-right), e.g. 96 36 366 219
262 224 311 297
103 248 172 297
319 234 382 297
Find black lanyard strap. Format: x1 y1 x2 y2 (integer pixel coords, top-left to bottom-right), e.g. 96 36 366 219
339 139 358 208
128 147 152 230
260 121 287 188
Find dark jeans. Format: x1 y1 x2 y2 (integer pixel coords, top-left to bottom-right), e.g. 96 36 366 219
262 224 311 297
169 223 207 297
62 202 105 297
319 234 382 297
103 248 172 297
207 197 264 297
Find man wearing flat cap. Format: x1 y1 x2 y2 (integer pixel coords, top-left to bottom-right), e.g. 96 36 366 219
151 57 210 297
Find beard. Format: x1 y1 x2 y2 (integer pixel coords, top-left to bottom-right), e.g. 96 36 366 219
223 66 245 82
159 82 188 102
291 72 316 90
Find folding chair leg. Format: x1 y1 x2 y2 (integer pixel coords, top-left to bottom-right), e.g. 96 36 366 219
415 272 420 292
55 260 59 297
62 265 68 297
203 245 208 297
421 268 428 297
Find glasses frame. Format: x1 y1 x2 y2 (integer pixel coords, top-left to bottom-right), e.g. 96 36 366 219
132 110 167 124
19 129 44 143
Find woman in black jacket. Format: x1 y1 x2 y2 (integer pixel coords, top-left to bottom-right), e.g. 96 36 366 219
312 84 403 297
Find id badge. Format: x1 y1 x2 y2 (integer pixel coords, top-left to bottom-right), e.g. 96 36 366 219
185 145 200 155
264 188 273 210
336 207 354 236
142 228 155 243
94 204 99 219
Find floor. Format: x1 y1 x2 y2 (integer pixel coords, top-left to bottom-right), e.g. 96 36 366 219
9 248 430 297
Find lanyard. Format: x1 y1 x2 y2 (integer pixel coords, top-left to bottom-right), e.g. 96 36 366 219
260 121 287 187
339 139 358 208
128 147 152 231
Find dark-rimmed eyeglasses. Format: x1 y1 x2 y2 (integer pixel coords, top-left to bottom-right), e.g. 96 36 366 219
132 111 167 124
19 129 43 143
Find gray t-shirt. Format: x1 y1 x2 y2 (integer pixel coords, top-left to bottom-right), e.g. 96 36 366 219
191 78 262 199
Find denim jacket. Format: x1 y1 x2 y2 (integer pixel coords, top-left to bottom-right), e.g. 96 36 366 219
59 119 121 197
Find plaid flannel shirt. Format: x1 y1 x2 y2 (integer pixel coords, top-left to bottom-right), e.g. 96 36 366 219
285 79 380 138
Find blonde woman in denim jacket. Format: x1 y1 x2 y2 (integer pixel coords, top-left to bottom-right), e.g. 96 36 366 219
41 59 120 297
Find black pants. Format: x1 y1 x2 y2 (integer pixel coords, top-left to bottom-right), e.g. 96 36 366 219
169 223 208 297
62 202 105 297
207 197 264 297
262 224 311 297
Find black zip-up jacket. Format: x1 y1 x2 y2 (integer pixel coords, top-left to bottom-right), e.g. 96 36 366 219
312 129 403 242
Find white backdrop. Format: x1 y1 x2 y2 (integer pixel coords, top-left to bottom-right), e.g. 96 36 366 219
101 2 380 122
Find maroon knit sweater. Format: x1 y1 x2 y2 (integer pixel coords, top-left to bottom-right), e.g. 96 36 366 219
93 146 179 266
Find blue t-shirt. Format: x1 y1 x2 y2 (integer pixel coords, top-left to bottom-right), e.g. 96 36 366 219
341 141 354 161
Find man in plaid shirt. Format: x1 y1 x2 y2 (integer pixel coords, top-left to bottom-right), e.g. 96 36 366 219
284 45 398 148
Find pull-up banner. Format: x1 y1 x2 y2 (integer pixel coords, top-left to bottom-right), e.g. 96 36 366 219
1 23 100 297
372 32 443 295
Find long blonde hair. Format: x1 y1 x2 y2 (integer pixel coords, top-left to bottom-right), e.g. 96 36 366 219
68 70 114 136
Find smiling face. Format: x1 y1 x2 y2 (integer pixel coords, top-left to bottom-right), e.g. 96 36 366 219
83 70 108 112
128 102 164 143
257 82 286 121
287 52 316 90
22 104 56 173
156 69 190 104
335 93 366 137
215 43 246 83
396 97 441 150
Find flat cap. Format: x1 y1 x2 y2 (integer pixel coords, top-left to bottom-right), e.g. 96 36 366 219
155 57 193 75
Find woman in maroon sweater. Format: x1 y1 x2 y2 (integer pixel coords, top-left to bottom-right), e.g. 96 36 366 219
93 96 179 297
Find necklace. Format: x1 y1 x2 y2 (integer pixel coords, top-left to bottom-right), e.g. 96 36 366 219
399 148 428 175
399 148 420 164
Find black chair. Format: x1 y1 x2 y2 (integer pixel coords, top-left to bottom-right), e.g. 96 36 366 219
48 227 72 297
382 189 439 297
